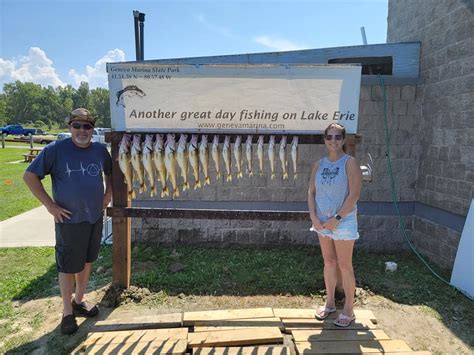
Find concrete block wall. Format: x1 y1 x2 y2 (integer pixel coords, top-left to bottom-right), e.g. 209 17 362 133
133 85 419 253
387 0 473 268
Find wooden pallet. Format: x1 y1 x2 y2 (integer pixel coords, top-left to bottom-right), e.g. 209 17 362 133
78 308 430 354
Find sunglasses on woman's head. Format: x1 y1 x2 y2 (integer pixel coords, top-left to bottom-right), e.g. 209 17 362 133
71 122 94 130
325 134 343 141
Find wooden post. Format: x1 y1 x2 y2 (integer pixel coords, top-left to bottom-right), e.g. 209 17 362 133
345 134 358 157
1 134 5 148
29 134 33 148
110 132 131 288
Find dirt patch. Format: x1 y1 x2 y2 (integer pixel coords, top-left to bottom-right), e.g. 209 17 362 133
4 285 472 355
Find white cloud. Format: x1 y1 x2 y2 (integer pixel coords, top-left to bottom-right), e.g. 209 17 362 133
254 35 307 51
0 47 66 88
69 48 125 89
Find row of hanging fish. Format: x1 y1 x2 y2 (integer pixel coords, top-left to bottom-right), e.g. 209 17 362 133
118 133 299 199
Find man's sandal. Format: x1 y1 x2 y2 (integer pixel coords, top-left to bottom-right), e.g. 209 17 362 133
315 306 337 320
333 313 355 327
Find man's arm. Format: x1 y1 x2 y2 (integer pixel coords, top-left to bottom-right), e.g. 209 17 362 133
23 171 71 223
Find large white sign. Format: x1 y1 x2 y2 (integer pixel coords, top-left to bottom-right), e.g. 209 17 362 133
107 63 361 134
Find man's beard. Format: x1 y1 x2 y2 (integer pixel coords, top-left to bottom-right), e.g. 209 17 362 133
73 135 91 146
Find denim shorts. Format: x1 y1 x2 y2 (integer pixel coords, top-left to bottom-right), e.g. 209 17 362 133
55 217 103 273
311 212 359 241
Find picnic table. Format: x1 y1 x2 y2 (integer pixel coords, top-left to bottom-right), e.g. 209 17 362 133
22 147 43 163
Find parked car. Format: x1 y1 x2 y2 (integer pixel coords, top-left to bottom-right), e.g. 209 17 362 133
56 128 110 144
56 132 72 140
0 124 37 136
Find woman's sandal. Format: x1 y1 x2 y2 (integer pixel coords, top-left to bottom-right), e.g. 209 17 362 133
333 313 355 327
315 306 337 320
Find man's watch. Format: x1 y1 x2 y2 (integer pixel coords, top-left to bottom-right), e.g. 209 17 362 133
334 214 342 221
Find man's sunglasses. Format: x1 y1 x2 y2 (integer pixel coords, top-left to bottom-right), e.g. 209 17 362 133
71 122 94 130
325 134 343 141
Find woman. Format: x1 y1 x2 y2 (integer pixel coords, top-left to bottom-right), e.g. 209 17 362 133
308 123 362 327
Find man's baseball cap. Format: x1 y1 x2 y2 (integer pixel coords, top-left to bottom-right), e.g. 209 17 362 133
66 108 96 125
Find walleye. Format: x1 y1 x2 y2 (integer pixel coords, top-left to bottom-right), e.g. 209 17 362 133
234 135 243 179
189 134 201 189
279 135 288 180
118 133 135 199
211 135 221 180
142 134 157 196
268 135 276 180
291 136 299 180
131 134 145 193
257 135 264 177
199 135 211 186
245 135 253 177
222 135 232 182
153 134 168 197
165 134 179 198
177 134 189 191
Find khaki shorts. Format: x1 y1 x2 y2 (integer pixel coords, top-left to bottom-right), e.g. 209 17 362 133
55 217 103 274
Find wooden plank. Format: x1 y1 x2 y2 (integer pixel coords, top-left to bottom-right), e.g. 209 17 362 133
84 338 187 355
84 328 188 346
194 346 289 355
273 309 375 320
291 329 390 342
183 308 274 325
283 318 378 331
93 313 183 332
111 131 131 288
187 327 283 347
295 339 413 354
193 317 284 331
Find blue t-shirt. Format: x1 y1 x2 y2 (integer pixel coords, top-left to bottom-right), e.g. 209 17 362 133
27 138 112 224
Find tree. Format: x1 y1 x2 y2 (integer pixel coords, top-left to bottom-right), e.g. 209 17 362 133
73 82 90 109
89 88 111 127
3 81 44 124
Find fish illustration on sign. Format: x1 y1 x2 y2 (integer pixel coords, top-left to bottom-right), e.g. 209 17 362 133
116 85 146 108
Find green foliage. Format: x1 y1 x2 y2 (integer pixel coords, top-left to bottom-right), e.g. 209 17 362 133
1 81 111 128
0 148 52 221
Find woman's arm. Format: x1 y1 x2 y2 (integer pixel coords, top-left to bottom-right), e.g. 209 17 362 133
322 157 362 230
308 161 323 230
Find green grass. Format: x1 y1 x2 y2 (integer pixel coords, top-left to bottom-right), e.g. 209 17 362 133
0 148 52 221
1 245 472 353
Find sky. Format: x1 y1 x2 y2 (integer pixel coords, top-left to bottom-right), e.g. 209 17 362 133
0 0 388 91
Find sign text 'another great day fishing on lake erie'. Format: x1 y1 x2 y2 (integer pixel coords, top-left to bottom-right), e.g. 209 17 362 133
107 63 361 134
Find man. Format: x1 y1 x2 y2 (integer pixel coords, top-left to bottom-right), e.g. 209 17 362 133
23 108 112 335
